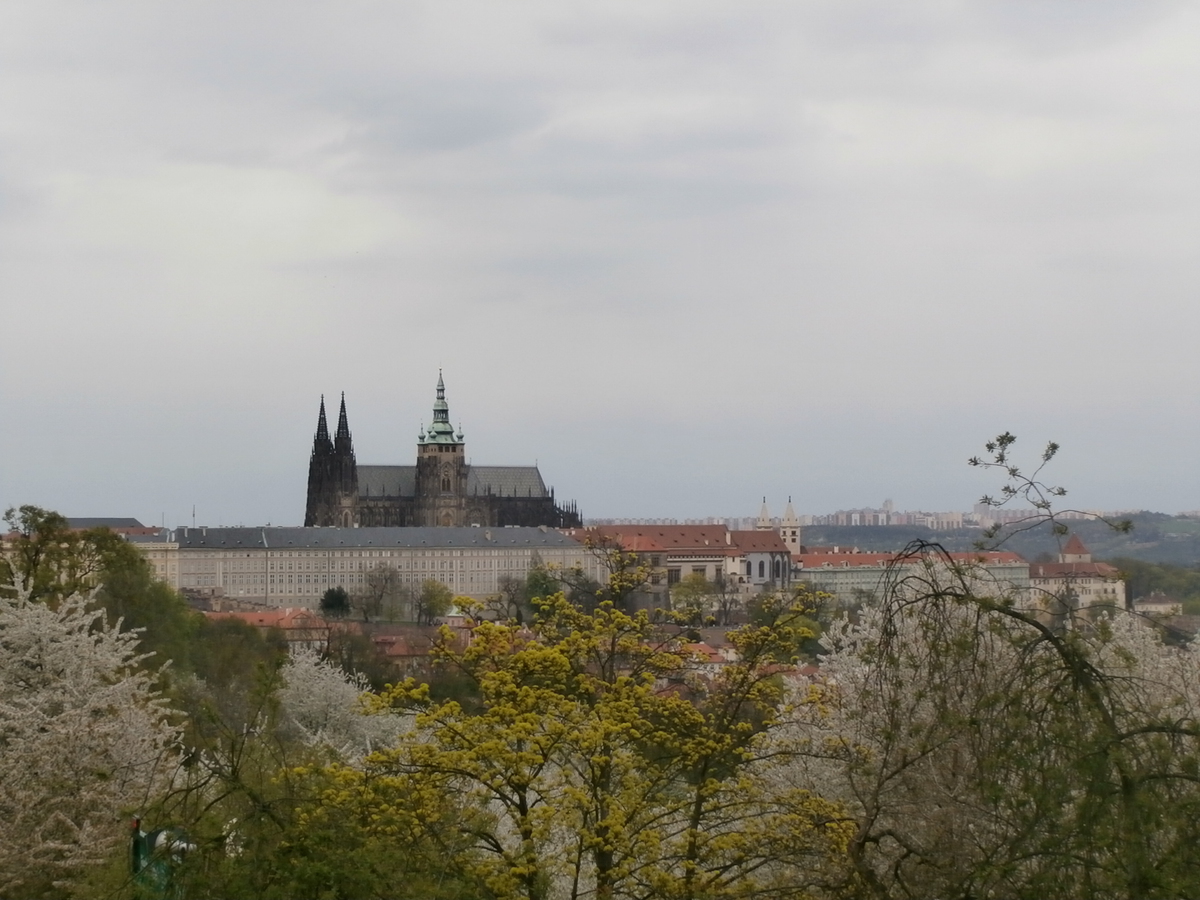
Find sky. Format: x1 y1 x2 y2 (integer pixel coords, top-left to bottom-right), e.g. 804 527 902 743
1 1 1198 526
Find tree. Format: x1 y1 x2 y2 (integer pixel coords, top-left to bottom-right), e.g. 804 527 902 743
563 531 651 613
372 594 848 900
768 435 1200 899
1 505 148 604
415 578 454 625
670 572 716 625
319 585 351 618
0 587 179 897
487 574 532 624
353 564 406 622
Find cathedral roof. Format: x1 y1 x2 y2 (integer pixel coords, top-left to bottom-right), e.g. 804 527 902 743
354 464 549 499
467 466 548 498
358 465 417 497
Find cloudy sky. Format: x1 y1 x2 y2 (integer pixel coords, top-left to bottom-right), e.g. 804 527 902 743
1 1 1198 526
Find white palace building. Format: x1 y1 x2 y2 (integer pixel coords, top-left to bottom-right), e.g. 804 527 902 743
131 526 605 608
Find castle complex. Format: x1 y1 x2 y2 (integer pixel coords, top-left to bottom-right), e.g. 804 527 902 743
304 374 581 529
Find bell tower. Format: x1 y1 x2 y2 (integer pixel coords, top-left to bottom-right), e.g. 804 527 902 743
416 371 468 526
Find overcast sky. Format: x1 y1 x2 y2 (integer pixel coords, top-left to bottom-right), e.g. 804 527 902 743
1 1 1198 526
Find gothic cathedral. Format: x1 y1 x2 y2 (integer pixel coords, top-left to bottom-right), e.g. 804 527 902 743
304 374 582 529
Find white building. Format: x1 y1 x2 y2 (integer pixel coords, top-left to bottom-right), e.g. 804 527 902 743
130 526 605 608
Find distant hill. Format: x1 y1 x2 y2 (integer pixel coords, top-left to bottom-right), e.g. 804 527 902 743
801 513 1200 567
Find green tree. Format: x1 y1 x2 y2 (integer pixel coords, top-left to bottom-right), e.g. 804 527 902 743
416 578 454 625
1 505 147 604
671 572 716 625
320 585 351 618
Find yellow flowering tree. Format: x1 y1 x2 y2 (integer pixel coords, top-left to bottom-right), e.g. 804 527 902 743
368 593 850 900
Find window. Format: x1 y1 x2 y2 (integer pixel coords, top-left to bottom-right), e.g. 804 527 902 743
773 559 781 579
692 566 706 577
758 560 765 579
745 561 752 577
667 568 681 585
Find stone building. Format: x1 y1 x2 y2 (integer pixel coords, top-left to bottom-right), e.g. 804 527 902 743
305 373 581 529
1028 534 1125 613
130 525 604 607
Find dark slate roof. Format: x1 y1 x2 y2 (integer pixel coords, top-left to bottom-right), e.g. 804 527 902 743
140 526 583 550
358 465 417 498
467 466 548 498
356 465 549 499
68 517 146 528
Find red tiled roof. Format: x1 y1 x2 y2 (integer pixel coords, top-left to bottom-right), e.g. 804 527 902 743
729 531 789 553
583 525 735 554
1062 534 1090 556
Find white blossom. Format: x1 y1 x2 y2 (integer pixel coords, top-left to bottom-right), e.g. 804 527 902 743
0 587 180 894
278 647 407 760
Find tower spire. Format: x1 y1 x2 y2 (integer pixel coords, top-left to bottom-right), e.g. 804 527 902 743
757 497 772 531
425 370 461 443
335 392 353 453
313 395 332 452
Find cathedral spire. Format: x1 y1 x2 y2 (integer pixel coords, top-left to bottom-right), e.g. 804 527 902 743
312 395 333 454
335 392 353 454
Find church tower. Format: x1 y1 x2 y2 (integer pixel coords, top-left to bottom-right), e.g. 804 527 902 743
780 497 801 553
756 498 772 531
416 371 468 527
304 394 359 527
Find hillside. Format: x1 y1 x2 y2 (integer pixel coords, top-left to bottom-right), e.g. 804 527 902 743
800 513 1200 567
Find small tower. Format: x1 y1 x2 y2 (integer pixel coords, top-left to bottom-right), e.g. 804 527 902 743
416 371 468 527
1059 534 1092 564
756 497 772 531
781 497 801 554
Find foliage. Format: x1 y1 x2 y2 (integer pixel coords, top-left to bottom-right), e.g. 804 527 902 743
416 578 454 625
746 589 825 663
1 505 202 682
671 572 716 625
323 624 397 691
152 641 466 900
371 593 848 900
1112 557 1200 612
779 554 1200 900
576 532 651 612
278 647 408 760
0 587 179 897
351 563 411 622
319 585 351 618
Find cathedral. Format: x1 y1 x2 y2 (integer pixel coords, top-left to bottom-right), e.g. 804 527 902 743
304 374 582 529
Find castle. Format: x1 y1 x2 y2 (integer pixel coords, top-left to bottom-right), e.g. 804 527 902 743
304 374 581 529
